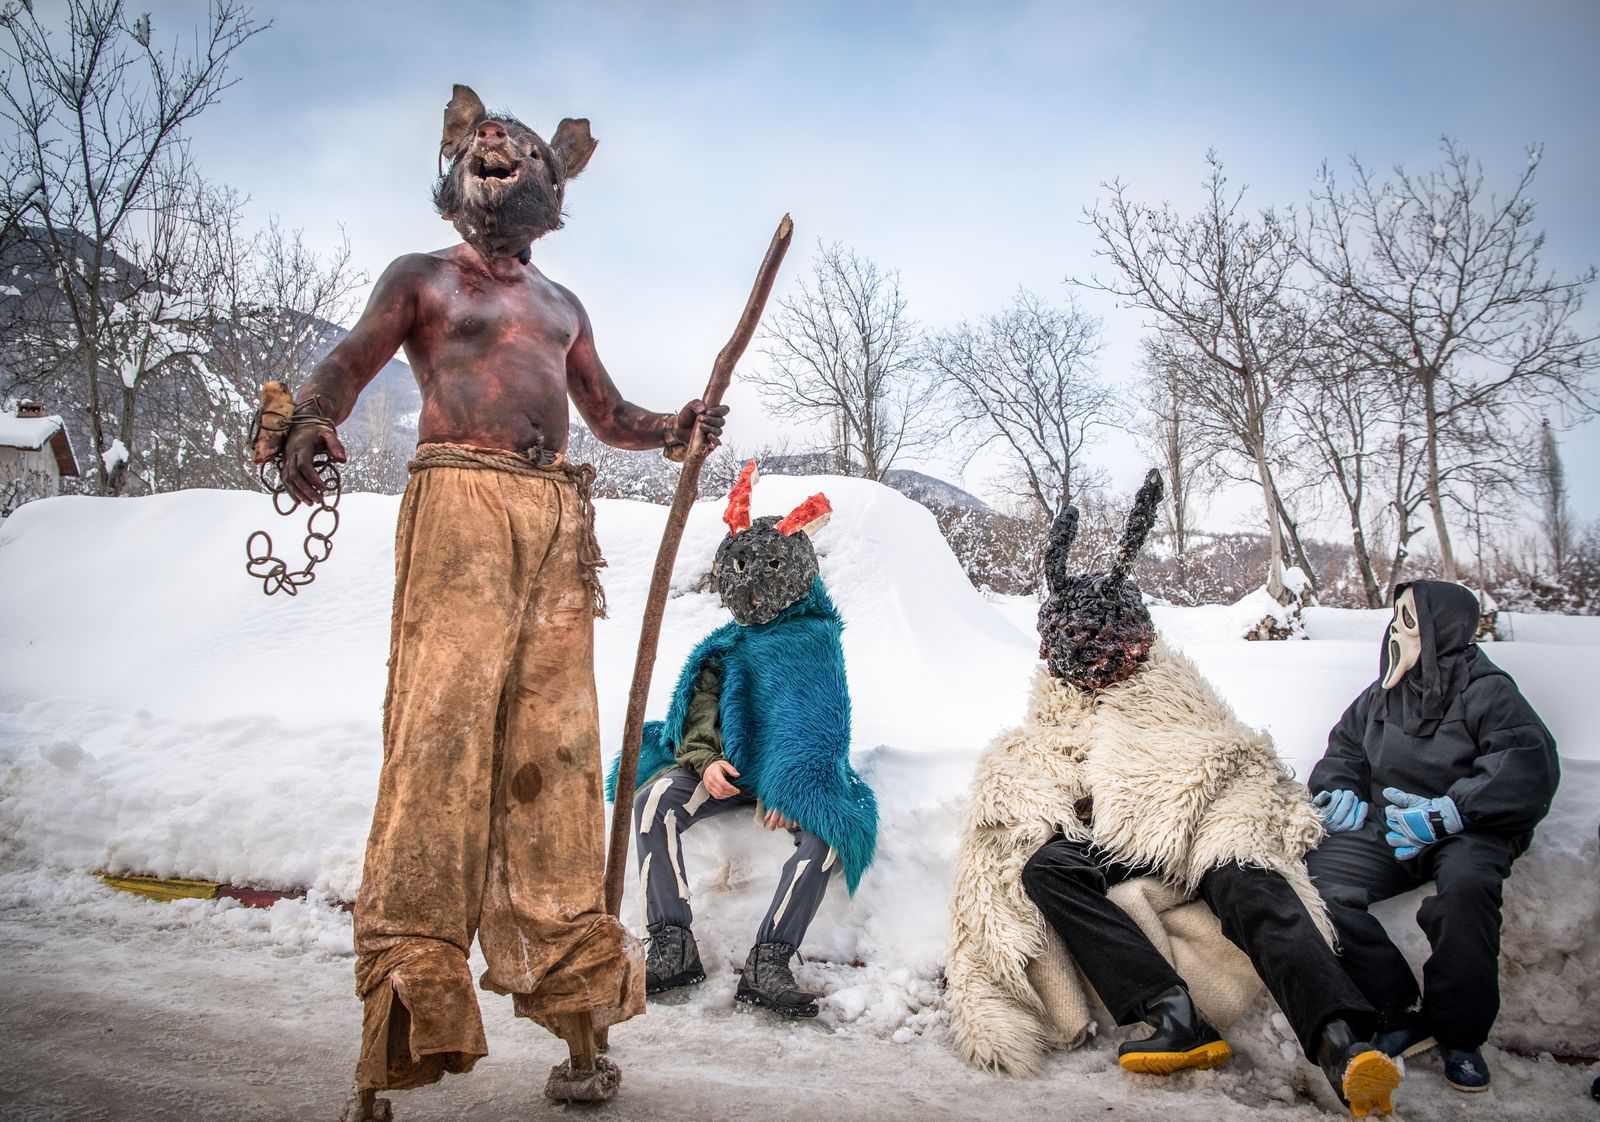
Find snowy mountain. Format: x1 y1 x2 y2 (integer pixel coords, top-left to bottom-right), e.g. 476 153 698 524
881 467 991 512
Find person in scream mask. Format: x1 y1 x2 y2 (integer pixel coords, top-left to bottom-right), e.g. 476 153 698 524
946 472 1403 1118
606 463 877 1018
1306 579 1559 1094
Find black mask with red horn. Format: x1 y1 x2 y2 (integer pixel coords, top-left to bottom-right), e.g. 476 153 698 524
712 460 832 626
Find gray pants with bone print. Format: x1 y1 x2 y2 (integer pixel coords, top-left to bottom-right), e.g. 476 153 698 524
631 766 839 947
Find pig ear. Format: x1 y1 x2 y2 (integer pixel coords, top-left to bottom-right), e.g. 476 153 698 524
441 84 486 161
723 460 758 536
777 494 832 537
550 118 597 180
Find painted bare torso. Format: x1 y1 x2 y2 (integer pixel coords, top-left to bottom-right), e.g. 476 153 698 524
403 246 584 455
280 242 719 504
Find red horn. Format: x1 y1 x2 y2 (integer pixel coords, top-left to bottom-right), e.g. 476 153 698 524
723 459 759 535
777 493 831 537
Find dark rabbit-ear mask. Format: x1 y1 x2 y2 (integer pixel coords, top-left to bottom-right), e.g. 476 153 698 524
1036 469 1164 691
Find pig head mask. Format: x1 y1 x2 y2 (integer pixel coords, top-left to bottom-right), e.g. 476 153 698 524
432 83 597 262
1037 469 1165 692
713 461 833 627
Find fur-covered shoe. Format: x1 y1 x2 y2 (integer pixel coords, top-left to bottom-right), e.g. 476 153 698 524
1318 1018 1403 1117
735 942 818 1017
1116 986 1233 1075
644 924 705 995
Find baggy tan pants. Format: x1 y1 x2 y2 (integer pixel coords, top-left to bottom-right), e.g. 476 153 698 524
353 445 643 1092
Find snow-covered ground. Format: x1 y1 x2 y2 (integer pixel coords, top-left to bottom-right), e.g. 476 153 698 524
1 476 1596 1120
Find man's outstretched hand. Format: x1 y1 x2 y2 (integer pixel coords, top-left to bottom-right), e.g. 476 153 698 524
664 399 729 460
282 423 348 506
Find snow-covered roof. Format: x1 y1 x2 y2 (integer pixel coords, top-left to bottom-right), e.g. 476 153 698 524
0 410 79 475
0 411 63 450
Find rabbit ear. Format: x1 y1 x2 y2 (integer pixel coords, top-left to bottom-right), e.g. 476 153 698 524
1043 505 1080 596
723 459 759 535
1110 469 1164 584
777 493 832 536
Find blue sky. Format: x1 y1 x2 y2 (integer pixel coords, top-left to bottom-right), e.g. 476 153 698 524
155 0 1599 532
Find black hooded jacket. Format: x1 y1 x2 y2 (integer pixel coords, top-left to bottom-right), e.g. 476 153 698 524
1309 580 1559 849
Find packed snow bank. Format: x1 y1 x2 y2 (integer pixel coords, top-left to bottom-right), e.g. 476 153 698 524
1 480 1597 1066
0 476 1032 749
0 477 1035 916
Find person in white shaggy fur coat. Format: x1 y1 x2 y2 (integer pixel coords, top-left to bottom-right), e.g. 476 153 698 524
944 471 1403 1119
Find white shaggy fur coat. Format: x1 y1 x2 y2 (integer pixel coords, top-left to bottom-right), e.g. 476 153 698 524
945 642 1331 1075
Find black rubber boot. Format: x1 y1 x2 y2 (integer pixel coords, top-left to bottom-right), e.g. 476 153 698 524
1372 1019 1436 1060
1116 985 1232 1074
644 924 705 995
1442 1047 1491 1093
735 942 818 1017
1317 1017 1402 1118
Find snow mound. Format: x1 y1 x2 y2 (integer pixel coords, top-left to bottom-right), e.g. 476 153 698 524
1 479 1597 1067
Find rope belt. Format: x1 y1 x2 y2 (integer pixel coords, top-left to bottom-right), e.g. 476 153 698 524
408 442 608 619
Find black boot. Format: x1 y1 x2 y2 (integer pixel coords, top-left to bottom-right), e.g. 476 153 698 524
644 924 705 995
1116 985 1232 1074
735 942 818 1018
1316 1018 1402 1118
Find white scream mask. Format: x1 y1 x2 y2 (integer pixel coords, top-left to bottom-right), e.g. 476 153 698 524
1381 587 1423 689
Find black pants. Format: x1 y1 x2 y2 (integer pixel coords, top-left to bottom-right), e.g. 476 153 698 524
1021 836 1374 1055
1306 828 1515 1051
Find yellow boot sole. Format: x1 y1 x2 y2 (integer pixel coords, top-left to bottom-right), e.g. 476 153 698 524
1343 1049 1403 1118
1118 1039 1233 1075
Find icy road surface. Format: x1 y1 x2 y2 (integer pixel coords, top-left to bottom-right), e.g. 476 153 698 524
2 867 1595 1122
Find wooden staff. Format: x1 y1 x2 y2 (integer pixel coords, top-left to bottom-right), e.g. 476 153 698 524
603 214 793 916
552 217 792 1088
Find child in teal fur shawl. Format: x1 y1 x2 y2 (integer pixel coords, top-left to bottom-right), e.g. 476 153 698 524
606 577 877 893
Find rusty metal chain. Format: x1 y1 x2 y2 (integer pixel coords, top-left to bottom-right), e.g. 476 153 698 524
244 395 343 597
245 455 342 596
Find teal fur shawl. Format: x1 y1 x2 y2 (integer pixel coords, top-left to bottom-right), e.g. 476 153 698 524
607 579 877 893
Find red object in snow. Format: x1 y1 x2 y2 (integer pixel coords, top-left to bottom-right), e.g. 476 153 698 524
214 884 353 911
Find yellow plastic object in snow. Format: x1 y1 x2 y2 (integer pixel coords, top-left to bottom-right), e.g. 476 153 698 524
101 874 220 902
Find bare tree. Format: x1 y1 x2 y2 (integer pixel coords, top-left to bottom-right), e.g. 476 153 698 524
340 382 411 494
202 212 362 486
752 241 941 480
0 0 265 493
1077 154 1314 599
925 290 1115 517
1302 140 1599 581
1277 309 1399 606
1136 339 1219 561
1536 417 1573 578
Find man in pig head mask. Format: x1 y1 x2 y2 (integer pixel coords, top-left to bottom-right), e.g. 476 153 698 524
267 86 727 1119
1306 580 1559 1095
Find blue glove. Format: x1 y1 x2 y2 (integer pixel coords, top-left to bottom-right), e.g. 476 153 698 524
1312 789 1369 833
1382 787 1465 860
